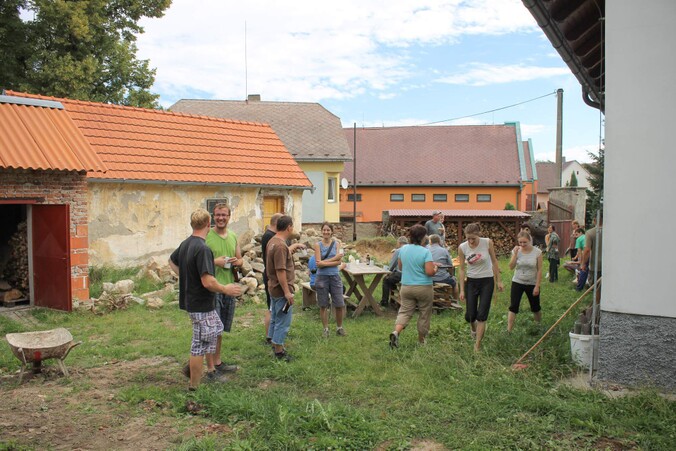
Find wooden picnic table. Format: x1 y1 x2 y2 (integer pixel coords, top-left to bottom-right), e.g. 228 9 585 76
341 262 390 318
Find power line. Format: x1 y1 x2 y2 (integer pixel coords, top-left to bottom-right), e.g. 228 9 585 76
418 90 557 126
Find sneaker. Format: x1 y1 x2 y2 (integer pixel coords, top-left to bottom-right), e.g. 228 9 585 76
215 363 239 374
204 371 228 383
336 327 346 337
274 351 293 362
322 328 330 338
389 332 399 349
264 337 272 346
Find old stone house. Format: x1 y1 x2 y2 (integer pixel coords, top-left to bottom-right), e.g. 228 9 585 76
1 91 311 310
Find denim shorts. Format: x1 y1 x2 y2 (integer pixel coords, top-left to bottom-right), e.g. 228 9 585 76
315 274 345 308
189 310 223 356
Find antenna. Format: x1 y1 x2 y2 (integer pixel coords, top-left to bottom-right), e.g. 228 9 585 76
244 21 248 100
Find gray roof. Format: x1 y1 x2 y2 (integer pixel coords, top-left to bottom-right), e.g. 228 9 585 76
170 99 352 162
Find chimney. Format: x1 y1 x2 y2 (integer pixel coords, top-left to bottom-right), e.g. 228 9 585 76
247 94 261 102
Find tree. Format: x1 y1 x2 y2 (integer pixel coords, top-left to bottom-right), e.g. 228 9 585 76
583 147 604 227
569 171 578 187
504 202 516 210
0 0 170 108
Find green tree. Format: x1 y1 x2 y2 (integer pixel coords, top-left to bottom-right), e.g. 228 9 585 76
569 171 578 187
0 0 170 108
583 147 604 226
504 202 516 210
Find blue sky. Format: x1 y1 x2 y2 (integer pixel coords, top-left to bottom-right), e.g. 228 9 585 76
136 0 604 163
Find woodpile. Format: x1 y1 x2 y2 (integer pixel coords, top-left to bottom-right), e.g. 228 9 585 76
0 221 28 304
382 221 518 256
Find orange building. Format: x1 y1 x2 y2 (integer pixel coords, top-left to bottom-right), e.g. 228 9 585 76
340 123 538 222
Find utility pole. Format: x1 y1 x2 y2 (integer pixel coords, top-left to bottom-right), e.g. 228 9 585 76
556 88 564 186
352 123 357 242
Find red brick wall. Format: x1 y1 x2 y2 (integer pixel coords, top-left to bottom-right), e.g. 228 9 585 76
0 168 90 302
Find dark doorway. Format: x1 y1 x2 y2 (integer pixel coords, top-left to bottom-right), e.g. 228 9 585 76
32 204 72 311
0 204 29 307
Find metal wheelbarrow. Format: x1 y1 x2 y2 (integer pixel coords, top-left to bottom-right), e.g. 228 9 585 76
5 328 82 383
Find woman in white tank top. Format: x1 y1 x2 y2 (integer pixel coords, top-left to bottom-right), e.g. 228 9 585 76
457 222 504 352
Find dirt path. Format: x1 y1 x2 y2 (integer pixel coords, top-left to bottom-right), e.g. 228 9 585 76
0 357 226 450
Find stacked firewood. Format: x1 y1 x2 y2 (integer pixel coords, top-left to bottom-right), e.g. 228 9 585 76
383 221 517 256
3 221 29 293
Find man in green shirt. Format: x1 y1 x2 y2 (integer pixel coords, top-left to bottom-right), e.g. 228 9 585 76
205 203 243 374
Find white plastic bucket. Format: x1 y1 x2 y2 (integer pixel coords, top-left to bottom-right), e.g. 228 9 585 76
569 332 599 370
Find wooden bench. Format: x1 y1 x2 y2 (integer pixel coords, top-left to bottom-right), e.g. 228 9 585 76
433 283 461 311
300 282 317 309
388 283 461 312
300 281 356 311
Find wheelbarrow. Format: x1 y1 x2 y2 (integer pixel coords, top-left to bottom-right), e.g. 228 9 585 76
5 328 82 383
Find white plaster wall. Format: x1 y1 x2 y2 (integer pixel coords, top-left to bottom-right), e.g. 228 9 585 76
562 161 590 189
88 183 303 267
604 0 676 317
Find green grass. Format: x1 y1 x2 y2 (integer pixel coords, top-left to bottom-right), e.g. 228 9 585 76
1 259 674 449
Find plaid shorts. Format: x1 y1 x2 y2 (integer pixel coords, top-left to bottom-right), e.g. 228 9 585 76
189 310 223 356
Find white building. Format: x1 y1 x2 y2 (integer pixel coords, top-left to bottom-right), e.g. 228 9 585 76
524 0 676 390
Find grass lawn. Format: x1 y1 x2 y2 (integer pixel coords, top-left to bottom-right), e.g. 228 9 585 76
1 259 674 449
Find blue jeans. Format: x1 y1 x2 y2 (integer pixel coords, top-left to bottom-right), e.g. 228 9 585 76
269 296 293 346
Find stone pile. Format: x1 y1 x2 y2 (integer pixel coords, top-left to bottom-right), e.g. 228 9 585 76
79 227 325 312
237 228 320 303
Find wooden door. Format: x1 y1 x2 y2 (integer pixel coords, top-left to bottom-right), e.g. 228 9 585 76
263 196 284 227
32 204 72 311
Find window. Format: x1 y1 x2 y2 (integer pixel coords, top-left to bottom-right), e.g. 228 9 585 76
477 194 491 202
347 193 362 202
455 194 469 202
206 198 229 226
327 177 337 202
411 194 426 202
390 193 404 202
433 194 447 202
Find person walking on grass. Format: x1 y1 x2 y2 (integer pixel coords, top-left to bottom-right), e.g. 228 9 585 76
389 225 438 349
457 222 503 352
545 224 560 282
507 231 543 332
265 215 297 361
261 213 282 345
205 203 242 374
314 222 346 338
169 208 242 391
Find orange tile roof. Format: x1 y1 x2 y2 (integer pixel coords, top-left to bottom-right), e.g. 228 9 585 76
6 91 311 188
0 95 107 172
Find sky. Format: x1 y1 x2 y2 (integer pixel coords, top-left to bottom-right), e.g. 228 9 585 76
136 0 604 163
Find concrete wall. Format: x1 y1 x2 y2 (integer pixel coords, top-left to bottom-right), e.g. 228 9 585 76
88 182 303 266
298 161 345 223
339 186 521 222
604 0 676 318
302 171 325 223
548 187 586 225
598 0 676 389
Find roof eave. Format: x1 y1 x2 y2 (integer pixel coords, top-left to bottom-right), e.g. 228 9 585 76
87 178 312 190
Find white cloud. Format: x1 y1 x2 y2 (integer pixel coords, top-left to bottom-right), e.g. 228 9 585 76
437 63 571 86
136 0 538 104
520 123 548 136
